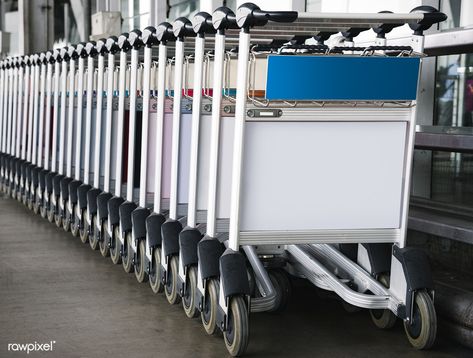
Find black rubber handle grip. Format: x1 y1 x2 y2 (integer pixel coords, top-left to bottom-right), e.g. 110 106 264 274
212 7 239 31
192 12 216 35
106 36 119 54
85 41 98 56
409 6 447 35
96 38 107 54
236 3 297 28
142 26 158 47
117 33 132 52
173 17 196 39
128 29 143 49
156 22 176 43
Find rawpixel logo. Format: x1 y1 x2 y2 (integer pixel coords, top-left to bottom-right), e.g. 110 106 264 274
7 341 56 354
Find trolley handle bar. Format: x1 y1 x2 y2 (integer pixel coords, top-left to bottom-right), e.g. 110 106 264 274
193 12 217 36
173 17 196 40
156 22 176 44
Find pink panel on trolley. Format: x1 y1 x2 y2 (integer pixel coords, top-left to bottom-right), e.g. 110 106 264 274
146 112 158 195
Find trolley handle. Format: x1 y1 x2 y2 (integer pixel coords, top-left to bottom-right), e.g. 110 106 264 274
85 41 98 58
105 36 120 54
212 7 239 32
409 6 447 35
128 29 144 50
39 52 47 65
45 51 54 64
236 3 298 29
156 22 176 44
117 33 132 52
76 42 87 58
60 47 71 62
142 26 158 48
192 12 217 35
95 38 108 55
173 17 196 40
372 11 403 39
330 45 413 53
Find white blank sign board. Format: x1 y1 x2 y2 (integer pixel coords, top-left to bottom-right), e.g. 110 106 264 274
240 120 407 231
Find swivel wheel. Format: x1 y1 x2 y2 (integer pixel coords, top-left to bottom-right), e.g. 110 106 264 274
89 215 99 250
164 255 180 305
224 296 249 357
201 277 219 335
134 240 148 283
370 274 397 329
98 219 110 257
149 247 164 293
403 290 437 350
110 226 122 265
122 233 134 273
182 265 198 318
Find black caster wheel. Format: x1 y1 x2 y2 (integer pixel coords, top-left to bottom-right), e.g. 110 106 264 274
201 278 219 335
268 269 292 313
79 210 89 244
370 274 397 329
110 226 122 265
134 240 149 283
149 247 164 293
98 220 110 257
224 295 249 357
55 212 63 228
89 215 99 250
122 233 135 273
403 290 437 350
33 195 40 214
40 204 48 219
63 207 71 232
70 211 80 237
47 206 55 223
164 255 180 305
182 265 198 318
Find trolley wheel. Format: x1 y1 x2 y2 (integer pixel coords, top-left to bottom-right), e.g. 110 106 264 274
79 210 89 244
268 269 292 313
63 207 71 232
149 247 164 294
201 278 219 335
89 215 99 250
98 220 110 257
70 211 79 238
164 255 180 305
403 290 437 350
40 204 47 219
110 226 122 264
182 265 198 318
224 295 249 357
370 274 397 329
33 198 40 214
47 203 55 223
54 212 62 228
122 233 134 273
134 240 149 283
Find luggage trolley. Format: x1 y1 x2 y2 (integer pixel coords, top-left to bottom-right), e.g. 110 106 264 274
75 41 100 243
32 53 48 214
38 51 55 218
107 33 133 265
118 29 145 274
59 45 79 232
11 56 25 201
86 38 109 251
44 49 63 222
144 21 176 293
0 57 12 194
201 4 446 355
96 36 120 258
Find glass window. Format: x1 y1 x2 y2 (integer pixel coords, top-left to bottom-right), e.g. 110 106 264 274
168 0 200 21
439 0 473 30
434 53 473 127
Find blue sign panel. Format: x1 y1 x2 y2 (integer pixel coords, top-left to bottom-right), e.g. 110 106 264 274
265 55 420 101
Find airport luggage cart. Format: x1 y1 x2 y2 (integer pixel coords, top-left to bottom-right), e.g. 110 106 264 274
38 51 54 218
11 56 25 202
96 35 120 258
75 41 100 243
197 4 446 356
60 44 81 233
86 38 109 251
106 32 133 265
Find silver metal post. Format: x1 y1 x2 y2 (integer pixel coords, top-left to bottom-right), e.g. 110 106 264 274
51 61 60 172
169 39 185 220
228 29 251 251
186 35 205 228
59 60 68 175
152 43 167 214
126 48 138 202
114 50 127 197
44 62 53 171
75 57 85 180
37 62 46 168
31 61 40 166
104 52 115 193
84 55 95 185
16 65 24 160
206 32 225 238
93 54 105 188
138 46 152 207
66 58 76 178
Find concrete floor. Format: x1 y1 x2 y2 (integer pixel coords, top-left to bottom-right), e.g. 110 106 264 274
0 195 471 358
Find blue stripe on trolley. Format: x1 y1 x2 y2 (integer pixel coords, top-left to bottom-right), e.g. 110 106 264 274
265 55 420 101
